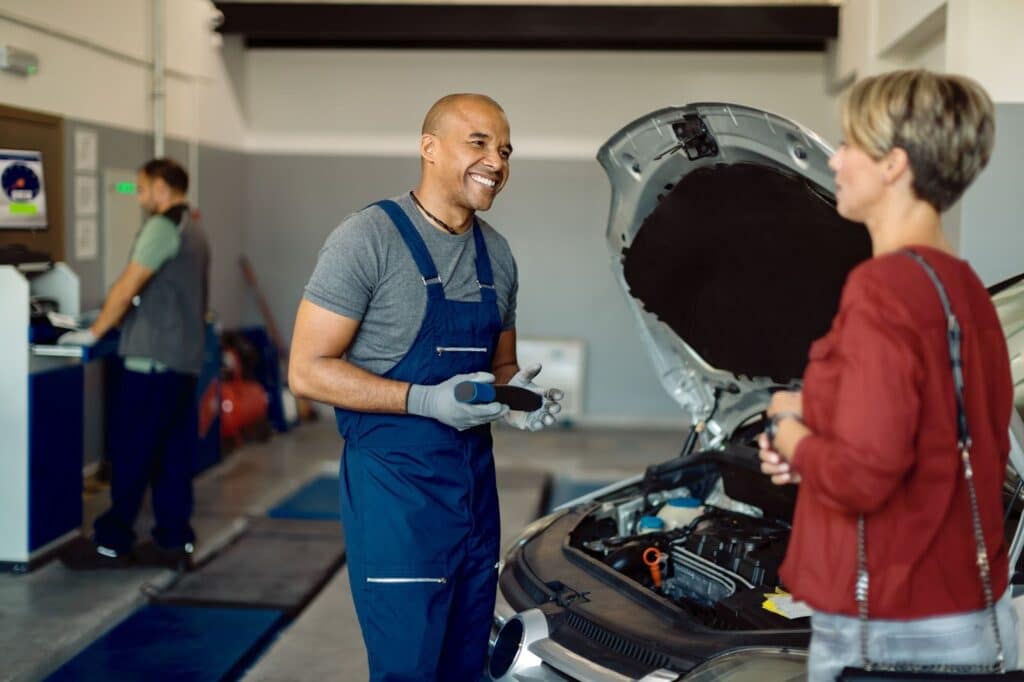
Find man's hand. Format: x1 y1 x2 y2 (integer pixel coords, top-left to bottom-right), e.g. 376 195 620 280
407 372 510 431
503 363 564 432
88 261 155 341
57 329 98 347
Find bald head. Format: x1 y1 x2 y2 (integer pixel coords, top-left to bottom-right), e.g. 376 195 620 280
421 93 505 135
415 93 511 217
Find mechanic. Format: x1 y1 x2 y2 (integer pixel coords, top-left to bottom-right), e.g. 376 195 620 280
60 158 210 571
759 70 1019 680
288 93 564 681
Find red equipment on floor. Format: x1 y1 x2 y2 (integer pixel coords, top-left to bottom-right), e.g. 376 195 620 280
220 347 269 446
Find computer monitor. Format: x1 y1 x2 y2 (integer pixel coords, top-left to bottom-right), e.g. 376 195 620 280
0 149 46 229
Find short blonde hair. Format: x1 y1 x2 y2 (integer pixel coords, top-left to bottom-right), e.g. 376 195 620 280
841 69 995 212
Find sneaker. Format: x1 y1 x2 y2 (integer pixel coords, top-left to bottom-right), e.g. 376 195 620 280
59 537 134 570
134 540 195 571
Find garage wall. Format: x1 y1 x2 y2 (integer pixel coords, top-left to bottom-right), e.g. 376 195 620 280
959 103 1024 287
945 0 1024 103
60 121 247 328
0 1 249 324
0 0 246 147
833 1 1024 285
241 48 837 426
244 153 683 424
836 0 1024 101
1 1 841 426
243 48 840 156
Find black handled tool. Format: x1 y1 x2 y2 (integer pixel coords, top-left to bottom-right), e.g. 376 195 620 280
454 382 543 412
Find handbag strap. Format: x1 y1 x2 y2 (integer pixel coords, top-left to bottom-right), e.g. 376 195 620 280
855 249 1005 674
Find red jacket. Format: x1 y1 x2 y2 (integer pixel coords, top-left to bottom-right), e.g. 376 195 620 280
781 246 1013 619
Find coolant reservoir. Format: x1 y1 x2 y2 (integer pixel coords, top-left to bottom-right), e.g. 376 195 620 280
657 497 704 531
637 516 665 535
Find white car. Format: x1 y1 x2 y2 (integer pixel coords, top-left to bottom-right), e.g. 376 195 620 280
489 103 1024 682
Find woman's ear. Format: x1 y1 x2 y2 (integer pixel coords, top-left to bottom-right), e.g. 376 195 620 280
883 147 911 185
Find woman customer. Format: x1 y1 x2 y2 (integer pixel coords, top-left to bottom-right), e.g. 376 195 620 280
758 69 1019 681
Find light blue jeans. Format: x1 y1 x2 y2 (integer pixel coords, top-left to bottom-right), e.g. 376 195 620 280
808 589 1019 681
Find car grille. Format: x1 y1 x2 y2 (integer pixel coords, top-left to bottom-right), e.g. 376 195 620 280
562 610 672 671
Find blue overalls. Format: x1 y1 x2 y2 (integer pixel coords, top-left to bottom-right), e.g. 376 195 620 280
335 200 502 681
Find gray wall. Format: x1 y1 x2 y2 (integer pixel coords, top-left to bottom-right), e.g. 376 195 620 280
52 123 708 426
62 121 247 327
243 154 682 424
960 103 1024 287
198 144 248 329
62 122 175 308
52 104 1024 430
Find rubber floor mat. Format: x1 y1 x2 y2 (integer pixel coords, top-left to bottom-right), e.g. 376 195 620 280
46 604 284 682
267 475 339 520
153 518 344 615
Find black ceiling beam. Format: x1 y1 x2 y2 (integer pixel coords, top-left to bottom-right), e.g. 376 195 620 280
215 2 838 51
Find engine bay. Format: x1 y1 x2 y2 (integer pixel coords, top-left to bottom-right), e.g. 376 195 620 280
568 448 808 631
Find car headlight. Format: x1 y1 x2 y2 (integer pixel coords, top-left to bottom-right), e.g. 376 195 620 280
509 511 564 551
682 648 806 681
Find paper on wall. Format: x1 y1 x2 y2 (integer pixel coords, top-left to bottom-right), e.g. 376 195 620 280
75 175 98 216
75 217 98 261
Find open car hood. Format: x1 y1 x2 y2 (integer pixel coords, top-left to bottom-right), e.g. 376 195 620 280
598 103 872 442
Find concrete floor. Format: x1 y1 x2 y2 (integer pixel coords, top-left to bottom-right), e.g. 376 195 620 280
0 419 685 682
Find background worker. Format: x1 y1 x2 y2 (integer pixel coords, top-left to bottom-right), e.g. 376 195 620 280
60 158 211 571
289 93 563 680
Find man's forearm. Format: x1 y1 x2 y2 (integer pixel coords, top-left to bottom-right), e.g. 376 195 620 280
290 356 411 414
492 362 519 385
89 286 135 338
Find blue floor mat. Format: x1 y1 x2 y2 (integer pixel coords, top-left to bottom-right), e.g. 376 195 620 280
46 605 284 682
267 475 339 520
545 476 618 513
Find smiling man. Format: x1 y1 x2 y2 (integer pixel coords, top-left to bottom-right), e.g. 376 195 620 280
288 94 562 680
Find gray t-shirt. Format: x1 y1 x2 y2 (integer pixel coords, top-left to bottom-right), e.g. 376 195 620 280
304 193 518 376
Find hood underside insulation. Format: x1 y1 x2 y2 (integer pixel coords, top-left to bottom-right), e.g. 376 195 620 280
623 162 871 382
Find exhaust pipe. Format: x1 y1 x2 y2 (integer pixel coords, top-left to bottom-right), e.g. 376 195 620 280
488 609 551 680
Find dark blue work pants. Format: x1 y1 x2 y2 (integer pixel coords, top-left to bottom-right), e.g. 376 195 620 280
93 368 198 552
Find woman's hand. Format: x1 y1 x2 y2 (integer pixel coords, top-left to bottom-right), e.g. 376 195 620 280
758 433 802 485
759 390 810 485
767 390 803 419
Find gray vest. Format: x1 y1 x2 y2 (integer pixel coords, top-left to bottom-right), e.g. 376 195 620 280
118 209 210 375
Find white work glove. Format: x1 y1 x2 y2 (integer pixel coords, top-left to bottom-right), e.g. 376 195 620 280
57 329 98 347
503 363 564 432
407 372 510 431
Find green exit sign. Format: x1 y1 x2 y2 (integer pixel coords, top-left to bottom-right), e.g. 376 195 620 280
115 182 136 195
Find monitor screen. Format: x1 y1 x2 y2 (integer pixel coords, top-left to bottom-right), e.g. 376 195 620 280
0 149 46 229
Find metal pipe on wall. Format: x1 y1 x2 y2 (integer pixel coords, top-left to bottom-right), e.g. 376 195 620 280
152 0 165 158
190 79 200 208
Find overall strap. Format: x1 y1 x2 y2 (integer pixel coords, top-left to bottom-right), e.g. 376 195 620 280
471 220 497 304
375 200 444 300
